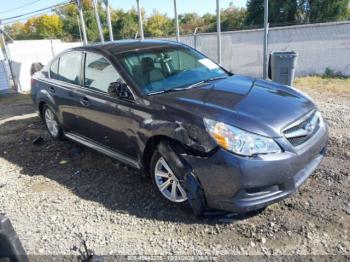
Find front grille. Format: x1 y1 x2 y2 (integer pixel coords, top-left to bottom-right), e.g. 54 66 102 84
287 136 311 146
283 111 319 147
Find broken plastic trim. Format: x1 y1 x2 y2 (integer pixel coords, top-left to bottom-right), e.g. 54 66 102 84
158 141 206 216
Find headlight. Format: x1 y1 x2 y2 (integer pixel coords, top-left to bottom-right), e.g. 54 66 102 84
203 118 281 156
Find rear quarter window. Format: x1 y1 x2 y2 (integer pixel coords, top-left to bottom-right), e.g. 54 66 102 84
50 58 59 80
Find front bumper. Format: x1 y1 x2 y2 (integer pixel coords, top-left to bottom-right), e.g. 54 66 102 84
183 121 329 213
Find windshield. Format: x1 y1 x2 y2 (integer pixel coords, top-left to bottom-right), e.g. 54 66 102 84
119 46 228 95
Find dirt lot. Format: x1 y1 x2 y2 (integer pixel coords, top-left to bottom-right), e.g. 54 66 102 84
0 77 349 257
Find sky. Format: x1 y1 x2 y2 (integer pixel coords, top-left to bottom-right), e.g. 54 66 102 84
0 0 248 22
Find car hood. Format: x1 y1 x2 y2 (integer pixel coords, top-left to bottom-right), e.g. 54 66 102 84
149 75 315 137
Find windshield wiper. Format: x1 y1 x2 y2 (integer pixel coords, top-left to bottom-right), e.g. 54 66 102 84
181 75 229 90
147 75 228 95
175 75 229 91
148 83 204 95
147 88 184 95
206 75 229 82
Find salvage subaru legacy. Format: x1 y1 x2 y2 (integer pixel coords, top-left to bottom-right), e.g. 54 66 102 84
31 40 328 215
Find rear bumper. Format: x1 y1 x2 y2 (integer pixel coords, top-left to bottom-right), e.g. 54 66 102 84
183 121 328 213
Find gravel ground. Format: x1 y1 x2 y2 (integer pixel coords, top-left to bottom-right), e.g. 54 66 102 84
0 81 349 257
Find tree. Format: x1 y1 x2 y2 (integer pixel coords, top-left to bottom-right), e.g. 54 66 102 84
145 10 173 37
245 0 349 26
54 2 81 41
221 7 247 31
245 0 265 26
307 0 350 23
179 13 204 34
201 13 216 32
245 0 299 27
4 22 25 40
22 15 63 39
111 8 139 39
55 0 102 42
5 0 348 41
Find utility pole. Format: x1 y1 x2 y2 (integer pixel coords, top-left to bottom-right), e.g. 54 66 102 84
216 0 222 64
76 15 83 43
174 0 180 42
263 0 269 79
136 0 144 40
92 0 104 43
193 27 198 49
104 0 113 41
77 0 88 45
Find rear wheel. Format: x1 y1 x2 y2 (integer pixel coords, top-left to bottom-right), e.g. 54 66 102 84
42 105 63 140
151 151 188 204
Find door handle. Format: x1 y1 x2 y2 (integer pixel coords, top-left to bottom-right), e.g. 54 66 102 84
48 86 55 94
80 96 89 106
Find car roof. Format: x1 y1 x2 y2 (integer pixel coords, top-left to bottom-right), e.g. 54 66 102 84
71 39 185 56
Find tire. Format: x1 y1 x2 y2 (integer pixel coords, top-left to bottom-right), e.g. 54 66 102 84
42 105 63 140
150 149 188 206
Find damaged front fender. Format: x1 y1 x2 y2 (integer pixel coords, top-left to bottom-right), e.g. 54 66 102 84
158 141 206 216
139 118 217 155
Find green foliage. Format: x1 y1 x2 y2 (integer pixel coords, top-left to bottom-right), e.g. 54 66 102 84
245 0 350 27
19 15 63 39
221 7 247 31
4 22 25 40
245 0 299 26
3 0 350 41
307 0 350 23
245 0 265 26
55 0 100 42
179 13 204 34
111 8 139 39
323 67 349 79
145 10 174 37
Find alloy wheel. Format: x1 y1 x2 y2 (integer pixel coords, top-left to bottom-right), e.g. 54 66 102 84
44 108 59 137
154 157 187 203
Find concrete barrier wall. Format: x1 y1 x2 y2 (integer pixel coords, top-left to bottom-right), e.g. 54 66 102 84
177 21 350 78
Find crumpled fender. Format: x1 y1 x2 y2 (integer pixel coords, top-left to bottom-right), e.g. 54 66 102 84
158 141 206 216
139 118 217 155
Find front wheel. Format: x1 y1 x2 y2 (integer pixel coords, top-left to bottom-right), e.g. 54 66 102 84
151 151 188 204
42 105 63 140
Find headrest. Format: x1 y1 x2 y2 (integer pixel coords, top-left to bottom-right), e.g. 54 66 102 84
141 57 155 72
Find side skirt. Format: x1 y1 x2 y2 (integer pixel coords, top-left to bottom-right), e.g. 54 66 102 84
64 132 141 170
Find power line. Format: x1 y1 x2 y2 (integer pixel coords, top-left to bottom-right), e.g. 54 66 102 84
1 1 74 25
2 0 73 21
0 0 42 15
2 10 54 25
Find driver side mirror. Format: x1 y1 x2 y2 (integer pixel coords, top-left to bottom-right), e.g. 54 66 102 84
108 82 133 100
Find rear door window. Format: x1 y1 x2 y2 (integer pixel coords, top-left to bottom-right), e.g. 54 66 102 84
84 52 123 93
57 52 82 85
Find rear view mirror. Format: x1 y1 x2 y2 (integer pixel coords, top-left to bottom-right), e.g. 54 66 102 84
108 82 133 100
30 62 44 76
